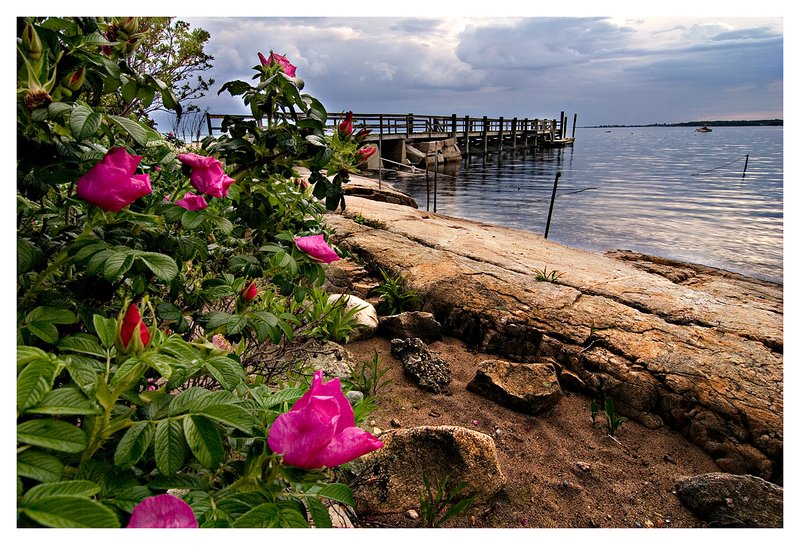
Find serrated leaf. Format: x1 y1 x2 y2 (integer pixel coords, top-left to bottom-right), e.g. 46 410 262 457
142 353 177 381
190 403 255 434
226 314 248 335
169 388 211 416
156 302 182 322
69 104 101 140
110 356 145 388
24 480 100 501
17 419 87 453
183 415 224 469
232 503 280 528
64 355 101 397
108 114 157 147
92 314 118 349
204 356 245 390
259 387 304 410
316 483 354 506
205 311 232 330
57 334 105 358
17 449 65 483
21 496 120 528
114 421 154 469
138 252 178 281
17 346 49 367
17 358 58 412
305 496 332 528
154 419 186 476
180 210 206 230
26 321 60 344
103 250 134 282
26 387 101 416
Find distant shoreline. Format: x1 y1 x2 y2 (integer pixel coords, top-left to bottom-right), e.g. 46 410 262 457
584 119 783 128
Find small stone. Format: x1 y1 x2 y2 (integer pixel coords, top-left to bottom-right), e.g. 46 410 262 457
406 509 420 520
576 461 592 472
428 410 441 418
644 518 654 528
372 427 382 435
390 418 402 428
345 390 364 406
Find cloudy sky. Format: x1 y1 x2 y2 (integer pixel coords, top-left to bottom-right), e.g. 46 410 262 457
150 7 784 132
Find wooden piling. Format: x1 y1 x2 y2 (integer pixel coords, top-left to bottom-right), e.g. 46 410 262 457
482 116 489 155
464 115 471 155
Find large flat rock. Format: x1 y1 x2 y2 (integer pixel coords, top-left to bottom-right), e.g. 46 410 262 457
326 180 783 483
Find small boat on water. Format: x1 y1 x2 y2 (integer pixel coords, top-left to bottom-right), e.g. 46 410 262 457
695 126 712 133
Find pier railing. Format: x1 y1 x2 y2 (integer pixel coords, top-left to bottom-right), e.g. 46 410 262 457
206 112 573 142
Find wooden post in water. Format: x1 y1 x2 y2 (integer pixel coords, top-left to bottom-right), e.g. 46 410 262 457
544 171 561 239
425 158 430 212
511 117 518 152
482 116 489 155
533 118 539 149
742 154 750 178
560 111 566 139
463 115 471 156
451 114 458 140
498 116 504 154
378 114 384 188
572 113 577 139
433 152 439 213
406 113 414 137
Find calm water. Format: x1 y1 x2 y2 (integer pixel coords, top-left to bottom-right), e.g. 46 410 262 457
386 126 783 283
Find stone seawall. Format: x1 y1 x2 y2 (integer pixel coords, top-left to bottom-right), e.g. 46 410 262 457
326 178 783 483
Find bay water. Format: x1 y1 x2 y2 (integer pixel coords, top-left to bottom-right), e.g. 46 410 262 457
384 126 783 284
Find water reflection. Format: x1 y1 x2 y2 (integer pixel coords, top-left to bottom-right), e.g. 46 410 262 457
385 127 782 283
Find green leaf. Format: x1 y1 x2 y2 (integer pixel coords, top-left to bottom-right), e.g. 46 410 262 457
93 314 118 349
156 302 183 322
138 252 179 281
154 419 186 476
20 496 120 528
183 415 224 469
142 353 177 381
17 346 50 367
258 387 304 409
17 358 58 412
225 314 248 335
69 104 101 140
110 356 145 388
316 483 354 506
103 250 134 282
180 209 206 230
57 334 105 358
17 419 87 453
305 496 332 528
64 355 101 397
17 449 65 483
114 421 154 469
24 480 100 501
232 503 280 528
205 311 232 330
108 114 158 147
26 387 101 416
190 403 255 434
204 356 245 390
25 306 77 344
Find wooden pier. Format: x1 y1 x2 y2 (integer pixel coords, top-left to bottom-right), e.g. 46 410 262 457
205 111 577 167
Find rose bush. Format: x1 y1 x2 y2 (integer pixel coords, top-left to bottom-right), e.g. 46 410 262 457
17 17 381 529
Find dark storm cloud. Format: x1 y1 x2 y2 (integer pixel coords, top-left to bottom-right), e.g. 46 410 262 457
157 16 782 130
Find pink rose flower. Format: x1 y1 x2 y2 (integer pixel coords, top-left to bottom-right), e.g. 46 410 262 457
259 51 297 78
177 153 235 198
75 147 152 212
295 234 340 264
127 494 198 528
119 303 150 352
241 280 258 302
357 145 376 162
338 111 353 138
268 370 383 469
174 192 208 211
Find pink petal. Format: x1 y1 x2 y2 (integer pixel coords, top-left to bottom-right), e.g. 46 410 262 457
316 426 384 468
268 395 340 469
127 494 197 528
295 235 339 264
174 192 208 211
76 147 152 212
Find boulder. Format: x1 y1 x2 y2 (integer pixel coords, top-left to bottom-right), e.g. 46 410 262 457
467 359 563 414
674 472 783 527
405 144 426 165
390 337 451 393
349 425 505 514
379 311 442 342
327 294 378 342
302 340 356 379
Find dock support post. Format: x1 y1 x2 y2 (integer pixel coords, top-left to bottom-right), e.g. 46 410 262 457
406 113 414 138
572 113 577 139
511 117 518 152
378 114 383 188
482 116 489 155
498 116 504 154
544 171 561 239
464 115 470 156
451 114 458 140
560 111 566 139
742 154 750 178
433 152 439 213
